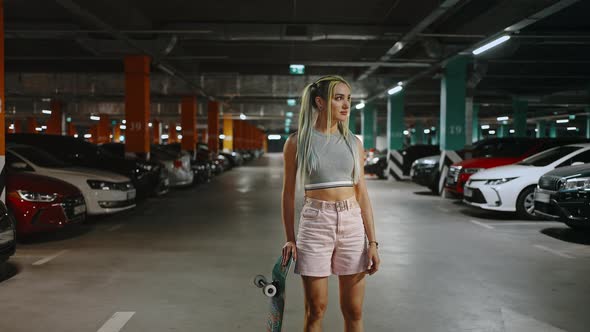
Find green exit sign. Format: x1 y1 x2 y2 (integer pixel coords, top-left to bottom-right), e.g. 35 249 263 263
289 64 305 75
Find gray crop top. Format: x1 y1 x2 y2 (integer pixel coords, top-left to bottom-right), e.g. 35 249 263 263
303 128 357 190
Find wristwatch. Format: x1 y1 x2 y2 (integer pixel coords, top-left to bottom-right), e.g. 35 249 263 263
368 241 379 249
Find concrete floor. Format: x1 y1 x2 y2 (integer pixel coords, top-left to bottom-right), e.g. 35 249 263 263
1 153 590 332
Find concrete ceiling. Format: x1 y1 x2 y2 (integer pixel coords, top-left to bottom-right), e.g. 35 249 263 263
4 0 590 132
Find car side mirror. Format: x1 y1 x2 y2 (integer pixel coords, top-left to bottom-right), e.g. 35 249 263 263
572 161 585 166
10 162 28 170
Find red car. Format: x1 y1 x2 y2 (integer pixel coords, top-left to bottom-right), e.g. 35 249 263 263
6 173 86 237
445 137 589 196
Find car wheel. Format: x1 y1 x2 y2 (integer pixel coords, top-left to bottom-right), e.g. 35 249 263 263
516 186 538 220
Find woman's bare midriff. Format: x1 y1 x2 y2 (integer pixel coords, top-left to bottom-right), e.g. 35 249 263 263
305 186 356 202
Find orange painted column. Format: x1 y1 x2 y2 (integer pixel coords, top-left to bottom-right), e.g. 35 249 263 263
89 125 98 143
124 55 150 158
234 120 242 150
67 123 77 137
26 117 38 133
113 125 121 142
0 0 4 201
13 119 21 133
151 119 160 144
96 114 110 144
168 122 178 143
208 101 220 153
181 96 197 153
46 100 63 135
222 114 233 151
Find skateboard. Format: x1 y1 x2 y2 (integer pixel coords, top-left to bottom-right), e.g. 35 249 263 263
253 254 293 332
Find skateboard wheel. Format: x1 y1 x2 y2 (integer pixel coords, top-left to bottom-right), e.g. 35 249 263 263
263 284 277 297
254 275 267 288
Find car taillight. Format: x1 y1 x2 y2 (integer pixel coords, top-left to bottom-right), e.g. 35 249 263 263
174 160 183 168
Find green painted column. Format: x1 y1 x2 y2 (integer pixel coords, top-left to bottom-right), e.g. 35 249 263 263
472 104 480 143
362 104 376 150
536 120 546 138
549 121 557 138
411 121 423 145
513 99 528 137
440 56 467 150
432 126 439 145
498 124 508 138
387 92 404 150
586 107 590 139
348 111 357 134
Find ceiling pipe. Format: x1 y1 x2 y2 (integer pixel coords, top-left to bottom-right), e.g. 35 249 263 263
361 0 582 105
356 0 465 81
53 0 211 99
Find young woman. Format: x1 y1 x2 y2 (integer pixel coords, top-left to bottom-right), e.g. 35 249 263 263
281 75 380 332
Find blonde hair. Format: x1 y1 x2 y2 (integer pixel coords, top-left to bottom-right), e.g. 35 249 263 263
296 75 361 186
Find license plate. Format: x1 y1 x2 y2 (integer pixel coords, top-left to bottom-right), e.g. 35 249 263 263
73 204 86 215
464 187 473 198
127 190 136 200
534 191 550 203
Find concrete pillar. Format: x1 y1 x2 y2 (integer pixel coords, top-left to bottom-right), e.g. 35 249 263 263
348 110 357 134
550 121 557 138
124 55 151 159
411 121 423 145
223 114 233 151
513 99 528 137
386 90 405 180
536 120 546 138
472 104 480 143
46 100 64 135
440 56 467 151
361 104 376 150
208 101 220 154
152 119 161 144
181 96 197 154
96 114 110 144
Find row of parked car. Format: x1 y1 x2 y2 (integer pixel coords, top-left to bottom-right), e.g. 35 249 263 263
0 133 263 266
408 137 590 229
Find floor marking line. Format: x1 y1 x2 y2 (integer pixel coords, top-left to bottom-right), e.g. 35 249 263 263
32 250 68 266
534 245 575 259
486 222 563 226
469 220 495 229
108 224 124 232
97 312 135 332
436 206 451 213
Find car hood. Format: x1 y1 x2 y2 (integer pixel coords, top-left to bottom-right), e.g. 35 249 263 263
470 164 549 180
7 173 81 196
454 157 521 169
542 163 590 178
38 166 131 182
415 154 439 163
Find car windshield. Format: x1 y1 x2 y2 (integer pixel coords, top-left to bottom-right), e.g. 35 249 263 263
472 139 537 158
518 146 581 166
11 146 70 168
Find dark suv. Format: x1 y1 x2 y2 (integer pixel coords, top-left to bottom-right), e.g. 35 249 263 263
7 133 167 200
534 163 590 230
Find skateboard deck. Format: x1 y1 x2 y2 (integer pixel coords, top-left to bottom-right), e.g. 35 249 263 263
254 255 293 332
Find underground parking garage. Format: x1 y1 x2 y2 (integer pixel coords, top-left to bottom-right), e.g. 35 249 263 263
1 1 590 331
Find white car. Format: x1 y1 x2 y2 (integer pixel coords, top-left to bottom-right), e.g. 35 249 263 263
463 143 590 219
7 145 137 215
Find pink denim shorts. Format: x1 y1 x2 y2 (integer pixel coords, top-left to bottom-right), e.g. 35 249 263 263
294 196 369 277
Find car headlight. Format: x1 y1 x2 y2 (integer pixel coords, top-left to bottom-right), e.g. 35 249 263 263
485 177 518 185
559 177 590 191
87 180 115 190
17 190 57 202
464 168 484 174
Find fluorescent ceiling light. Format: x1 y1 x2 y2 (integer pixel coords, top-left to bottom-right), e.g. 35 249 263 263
35 127 42 131
556 119 569 123
90 115 100 121
42 110 52 115
148 122 153 127
403 130 409 136
219 134 226 139
120 125 126 130
287 99 297 106
567 127 577 131
424 129 430 134
178 135 183 139
473 35 511 55
161 134 169 139
489 130 496 134
84 134 92 138
122 120 126 124
286 112 293 118
41 98 51 102
355 102 365 110
481 125 490 129
509 129 515 134
388 86 403 95
240 113 247 120
119 135 125 141
41 126 47 130
268 134 281 140
74 134 79 138
497 116 509 121
176 126 182 131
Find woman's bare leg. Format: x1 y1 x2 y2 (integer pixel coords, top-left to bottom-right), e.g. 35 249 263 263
338 272 366 332
301 276 329 332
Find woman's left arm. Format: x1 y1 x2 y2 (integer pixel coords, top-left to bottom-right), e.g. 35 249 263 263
354 137 380 275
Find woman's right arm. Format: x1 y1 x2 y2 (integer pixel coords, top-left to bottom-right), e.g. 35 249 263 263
281 134 297 265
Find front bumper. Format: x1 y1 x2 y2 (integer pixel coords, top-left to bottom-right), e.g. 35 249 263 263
411 165 438 187
534 188 590 226
86 189 136 215
463 180 515 212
